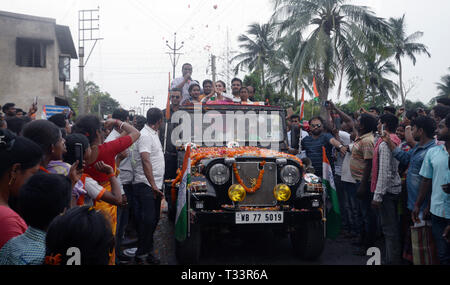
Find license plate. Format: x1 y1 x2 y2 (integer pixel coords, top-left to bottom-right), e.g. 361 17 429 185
235 212 284 224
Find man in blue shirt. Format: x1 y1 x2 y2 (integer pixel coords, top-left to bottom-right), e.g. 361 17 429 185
413 114 450 265
292 116 347 177
383 116 436 215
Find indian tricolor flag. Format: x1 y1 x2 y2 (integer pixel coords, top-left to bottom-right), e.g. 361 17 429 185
175 145 192 242
322 147 341 240
313 76 320 103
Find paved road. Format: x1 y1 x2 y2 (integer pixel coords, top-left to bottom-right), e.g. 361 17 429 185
151 202 372 266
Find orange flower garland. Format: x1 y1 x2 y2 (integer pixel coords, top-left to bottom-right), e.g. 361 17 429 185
233 161 266 193
170 147 304 199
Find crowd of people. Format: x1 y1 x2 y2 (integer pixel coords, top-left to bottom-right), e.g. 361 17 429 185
287 98 450 265
0 62 449 266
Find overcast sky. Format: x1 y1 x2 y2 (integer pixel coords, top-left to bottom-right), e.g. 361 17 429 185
2 0 449 111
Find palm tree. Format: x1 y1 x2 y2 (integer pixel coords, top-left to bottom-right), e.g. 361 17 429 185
272 0 390 119
431 68 450 104
347 46 399 106
232 23 275 91
436 68 450 97
388 15 431 108
268 31 310 102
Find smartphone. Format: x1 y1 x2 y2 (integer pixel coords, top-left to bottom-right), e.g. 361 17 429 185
33 97 38 106
74 143 84 170
381 124 384 135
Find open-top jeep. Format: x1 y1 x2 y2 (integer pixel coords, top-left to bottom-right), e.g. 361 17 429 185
164 104 326 264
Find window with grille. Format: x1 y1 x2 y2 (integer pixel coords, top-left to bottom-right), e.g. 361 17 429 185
16 38 47 68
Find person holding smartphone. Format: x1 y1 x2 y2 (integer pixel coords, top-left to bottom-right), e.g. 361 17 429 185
63 134 123 207
72 115 140 265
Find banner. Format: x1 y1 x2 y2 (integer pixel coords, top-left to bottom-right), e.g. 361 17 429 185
42 105 71 120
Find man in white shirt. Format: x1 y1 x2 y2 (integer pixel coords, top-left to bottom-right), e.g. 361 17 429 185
171 63 198 104
131 108 165 265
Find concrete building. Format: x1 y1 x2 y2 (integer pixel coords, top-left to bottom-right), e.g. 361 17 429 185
0 10 77 118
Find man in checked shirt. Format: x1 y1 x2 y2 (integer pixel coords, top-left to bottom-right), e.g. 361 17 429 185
372 113 402 265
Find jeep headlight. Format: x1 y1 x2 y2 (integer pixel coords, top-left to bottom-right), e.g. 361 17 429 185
274 184 291 202
228 184 246 202
280 165 301 186
209 163 230 185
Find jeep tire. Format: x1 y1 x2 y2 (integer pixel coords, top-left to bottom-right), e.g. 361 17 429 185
175 225 202 264
290 220 325 260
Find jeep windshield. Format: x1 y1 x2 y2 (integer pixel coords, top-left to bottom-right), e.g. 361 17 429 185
171 105 286 147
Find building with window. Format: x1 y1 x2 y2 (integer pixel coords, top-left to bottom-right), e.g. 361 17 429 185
0 10 77 118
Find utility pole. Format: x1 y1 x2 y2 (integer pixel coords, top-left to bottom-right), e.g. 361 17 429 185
211 54 217 83
166 33 184 80
78 7 103 116
226 27 230 90
140 96 154 116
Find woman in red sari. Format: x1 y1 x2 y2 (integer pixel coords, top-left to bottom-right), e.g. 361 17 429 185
72 115 140 264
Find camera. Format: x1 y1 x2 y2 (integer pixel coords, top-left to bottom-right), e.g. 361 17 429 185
322 101 330 107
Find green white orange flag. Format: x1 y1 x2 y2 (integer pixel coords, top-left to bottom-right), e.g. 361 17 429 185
313 76 320 103
300 88 305 122
175 145 192 242
322 147 341 240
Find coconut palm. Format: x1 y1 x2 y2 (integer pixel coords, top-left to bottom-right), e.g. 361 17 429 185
272 0 390 118
436 68 450 97
268 32 312 102
388 15 431 108
347 46 399 106
232 23 276 91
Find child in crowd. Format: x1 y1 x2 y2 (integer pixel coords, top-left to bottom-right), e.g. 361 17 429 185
45 206 114 265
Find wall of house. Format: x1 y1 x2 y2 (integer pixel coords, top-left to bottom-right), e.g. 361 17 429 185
0 11 62 119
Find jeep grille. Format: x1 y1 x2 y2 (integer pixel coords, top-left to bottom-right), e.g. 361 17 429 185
232 161 278 206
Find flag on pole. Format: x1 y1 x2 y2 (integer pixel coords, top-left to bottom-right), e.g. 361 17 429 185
313 76 320 103
322 147 341 240
300 88 305 122
166 72 172 120
175 145 192 242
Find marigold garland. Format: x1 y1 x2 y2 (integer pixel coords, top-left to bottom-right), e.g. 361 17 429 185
170 147 304 200
233 161 266 193
44 254 62 265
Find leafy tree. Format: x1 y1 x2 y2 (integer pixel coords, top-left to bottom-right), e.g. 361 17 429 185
433 67 450 103
272 0 390 119
233 23 276 95
68 81 120 119
347 45 399 105
388 15 431 108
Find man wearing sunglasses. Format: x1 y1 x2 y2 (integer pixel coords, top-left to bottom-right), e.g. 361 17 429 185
413 113 450 264
160 88 182 181
292 116 348 178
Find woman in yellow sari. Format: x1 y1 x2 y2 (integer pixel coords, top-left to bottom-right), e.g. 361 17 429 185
72 115 140 265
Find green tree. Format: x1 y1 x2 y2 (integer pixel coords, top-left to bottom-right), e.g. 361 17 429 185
347 45 398 106
388 15 431 108
272 0 390 119
68 81 120 118
434 67 450 103
233 23 276 95
268 32 310 103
